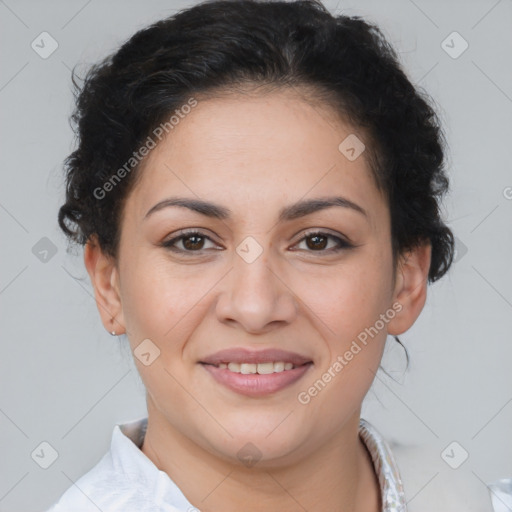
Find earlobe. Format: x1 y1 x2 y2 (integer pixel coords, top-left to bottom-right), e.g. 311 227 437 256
387 241 432 336
83 236 125 336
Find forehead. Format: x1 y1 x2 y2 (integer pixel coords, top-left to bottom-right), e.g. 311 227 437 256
126 89 386 228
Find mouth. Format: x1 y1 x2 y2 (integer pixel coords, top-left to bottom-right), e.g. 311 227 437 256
204 361 302 373
199 360 314 397
199 347 314 397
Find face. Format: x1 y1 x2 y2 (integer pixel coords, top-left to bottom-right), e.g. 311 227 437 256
87 88 430 467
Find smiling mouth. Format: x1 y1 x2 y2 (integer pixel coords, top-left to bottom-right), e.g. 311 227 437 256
203 361 308 374
200 361 313 397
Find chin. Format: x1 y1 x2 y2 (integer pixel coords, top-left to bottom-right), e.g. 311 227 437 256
205 419 309 467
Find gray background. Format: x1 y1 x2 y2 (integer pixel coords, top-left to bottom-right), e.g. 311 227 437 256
1 0 511 511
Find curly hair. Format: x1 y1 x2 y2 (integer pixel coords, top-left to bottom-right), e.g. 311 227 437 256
59 0 454 289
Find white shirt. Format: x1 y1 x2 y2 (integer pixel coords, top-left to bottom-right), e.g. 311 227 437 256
46 417 506 511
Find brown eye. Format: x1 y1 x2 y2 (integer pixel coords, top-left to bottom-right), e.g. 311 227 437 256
293 231 353 254
305 233 328 250
162 230 220 253
182 234 205 250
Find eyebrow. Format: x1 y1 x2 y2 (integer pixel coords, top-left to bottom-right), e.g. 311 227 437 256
144 195 368 222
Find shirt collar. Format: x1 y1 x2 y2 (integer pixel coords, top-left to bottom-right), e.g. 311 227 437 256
359 418 407 511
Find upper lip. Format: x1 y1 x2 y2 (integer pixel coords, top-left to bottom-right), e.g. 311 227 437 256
200 348 312 366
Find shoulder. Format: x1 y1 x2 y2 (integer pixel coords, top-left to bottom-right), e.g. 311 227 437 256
360 419 498 511
390 441 496 511
45 448 128 512
45 419 184 512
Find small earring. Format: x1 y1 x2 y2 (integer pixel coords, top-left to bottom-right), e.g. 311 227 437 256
110 317 117 336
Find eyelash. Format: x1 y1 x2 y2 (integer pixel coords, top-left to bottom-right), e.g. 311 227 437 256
161 229 354 256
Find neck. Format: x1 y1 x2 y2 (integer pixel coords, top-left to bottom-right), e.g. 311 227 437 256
141 398 381 512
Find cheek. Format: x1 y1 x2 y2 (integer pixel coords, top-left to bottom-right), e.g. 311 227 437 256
301 262 392 340
120 261 216 374
325 264 392 393
298 273 390 424
120 255 188 336
121 268 202 403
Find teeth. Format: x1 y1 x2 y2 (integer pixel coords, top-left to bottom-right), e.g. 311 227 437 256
274 362 285 372
227 362 240 372
219 362 299 374
255 362 274 374
241 363 257 374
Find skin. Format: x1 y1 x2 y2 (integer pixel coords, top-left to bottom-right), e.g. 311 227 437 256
84 87 431 512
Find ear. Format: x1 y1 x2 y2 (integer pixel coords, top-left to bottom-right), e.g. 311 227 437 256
387 240 432 336
83 236 125 335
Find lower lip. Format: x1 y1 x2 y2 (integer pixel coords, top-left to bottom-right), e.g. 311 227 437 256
201 363 313 397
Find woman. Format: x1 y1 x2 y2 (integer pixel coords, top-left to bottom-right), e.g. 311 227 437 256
49 0 456 510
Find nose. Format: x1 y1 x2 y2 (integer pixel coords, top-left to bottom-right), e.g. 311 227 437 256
215 241 298 335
